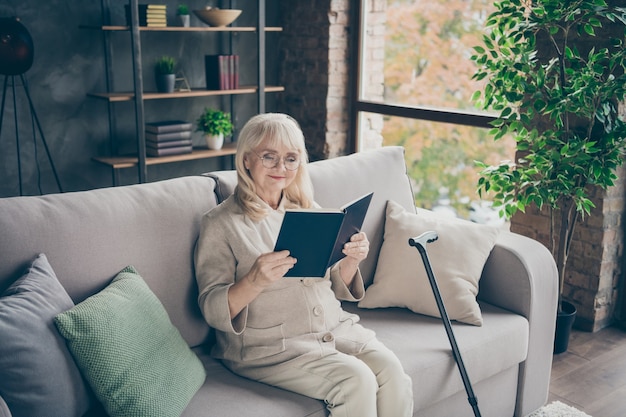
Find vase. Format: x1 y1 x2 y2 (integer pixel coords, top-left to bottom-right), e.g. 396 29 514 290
155 73 175 93
553 300 577 354
205 133 224 150
178 14 190 27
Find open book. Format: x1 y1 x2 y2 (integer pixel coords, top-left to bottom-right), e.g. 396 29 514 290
274 192 374 278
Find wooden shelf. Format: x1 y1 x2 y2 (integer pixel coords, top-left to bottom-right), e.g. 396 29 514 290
88 1 276 185
88 86 285 102
80 25 282 32
92 142 237 169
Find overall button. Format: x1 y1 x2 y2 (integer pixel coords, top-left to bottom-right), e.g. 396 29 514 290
313 305 323 316
302 279 314 287
322 333 334 343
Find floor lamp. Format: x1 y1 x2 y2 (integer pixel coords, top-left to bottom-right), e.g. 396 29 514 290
0 16 62 195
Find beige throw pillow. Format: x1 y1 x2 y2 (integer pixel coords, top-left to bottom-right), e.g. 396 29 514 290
358 200 501 326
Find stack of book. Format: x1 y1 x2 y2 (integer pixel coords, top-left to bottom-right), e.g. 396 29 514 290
125 4 167 27
205 54 240 90
145 120 193 157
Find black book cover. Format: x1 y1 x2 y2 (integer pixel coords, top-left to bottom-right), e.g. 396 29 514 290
205 55 225 90
146 145 192 157
146 138 192 149
145 130 192 142
274 192 374 278
145 120 193 133
328 192 374 266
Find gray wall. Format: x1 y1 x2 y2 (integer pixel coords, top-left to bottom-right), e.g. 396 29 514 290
0 0 281 197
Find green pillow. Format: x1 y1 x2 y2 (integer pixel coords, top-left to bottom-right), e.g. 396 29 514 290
54 266 206 417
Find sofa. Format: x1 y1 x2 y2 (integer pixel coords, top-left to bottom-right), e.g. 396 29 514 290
0 146 558 417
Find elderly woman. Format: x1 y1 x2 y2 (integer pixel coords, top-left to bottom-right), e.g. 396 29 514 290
194 113 413 417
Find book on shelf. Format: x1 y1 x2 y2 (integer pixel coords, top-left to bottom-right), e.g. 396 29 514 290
146 138 193 149
231 55 239 89
145 120 193 134
125 4 167 26
274 192 374 278
145 130 192 142
205 54 239 90
146 145 193 157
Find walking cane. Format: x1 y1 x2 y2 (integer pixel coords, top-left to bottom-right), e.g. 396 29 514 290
408 231 482 417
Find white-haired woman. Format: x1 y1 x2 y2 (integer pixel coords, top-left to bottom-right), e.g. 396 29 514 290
194 113 413 417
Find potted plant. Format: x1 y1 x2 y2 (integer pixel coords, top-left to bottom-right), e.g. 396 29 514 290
154 56 176 93
196 108 234 150
471 0 626 352
177 4 190 27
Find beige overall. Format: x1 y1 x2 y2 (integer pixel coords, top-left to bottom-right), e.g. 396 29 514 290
195 196 413 416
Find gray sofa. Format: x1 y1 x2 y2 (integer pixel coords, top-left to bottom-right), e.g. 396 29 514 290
0 146 558 417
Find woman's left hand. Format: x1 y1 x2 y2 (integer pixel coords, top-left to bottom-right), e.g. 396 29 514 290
338 232 369 289
342 231 369 263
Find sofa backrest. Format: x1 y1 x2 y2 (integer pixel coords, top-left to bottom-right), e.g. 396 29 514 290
208 146 416 286
0 176 218 348
0 148 414 349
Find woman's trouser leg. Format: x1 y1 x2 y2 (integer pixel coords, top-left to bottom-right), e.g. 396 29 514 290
258 352 379 417
256 339 413 417
355 338 414 417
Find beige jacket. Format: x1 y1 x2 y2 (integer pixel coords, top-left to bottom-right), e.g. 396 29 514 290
194 195 376 378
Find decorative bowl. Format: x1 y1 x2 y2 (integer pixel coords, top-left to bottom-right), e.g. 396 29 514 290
193 9 242 27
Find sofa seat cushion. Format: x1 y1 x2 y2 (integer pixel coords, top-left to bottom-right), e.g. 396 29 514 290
183 350 327 417
344 301 529 410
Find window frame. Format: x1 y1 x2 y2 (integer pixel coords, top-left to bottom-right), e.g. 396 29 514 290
349 0 497 152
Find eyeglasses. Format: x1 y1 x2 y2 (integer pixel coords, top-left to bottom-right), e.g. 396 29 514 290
253 151 300 171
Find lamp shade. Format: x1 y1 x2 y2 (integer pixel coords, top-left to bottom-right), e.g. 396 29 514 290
0 17 34 76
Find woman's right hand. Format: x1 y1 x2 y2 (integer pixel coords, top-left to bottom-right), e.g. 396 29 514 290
245 250 297 290
228 251 296 319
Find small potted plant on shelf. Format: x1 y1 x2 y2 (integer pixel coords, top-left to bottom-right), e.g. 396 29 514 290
154 56 176 93
177 4 190 27
196 108 234 150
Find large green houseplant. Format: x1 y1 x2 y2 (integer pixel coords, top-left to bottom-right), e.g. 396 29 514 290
471 0 626 325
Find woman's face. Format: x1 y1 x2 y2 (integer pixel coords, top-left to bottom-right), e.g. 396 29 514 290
244 140 300 204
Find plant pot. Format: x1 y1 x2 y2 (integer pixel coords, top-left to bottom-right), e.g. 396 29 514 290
205 133 224 150
554 300 577 354
178 14 190 27
156 73 175 93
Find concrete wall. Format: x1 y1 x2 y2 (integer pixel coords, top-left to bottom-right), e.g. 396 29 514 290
0 0 282 196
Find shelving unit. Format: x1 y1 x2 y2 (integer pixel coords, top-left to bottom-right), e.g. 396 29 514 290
87 0 282 185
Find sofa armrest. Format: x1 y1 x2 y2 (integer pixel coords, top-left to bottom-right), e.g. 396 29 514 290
0 395 11 417
478 231 558 417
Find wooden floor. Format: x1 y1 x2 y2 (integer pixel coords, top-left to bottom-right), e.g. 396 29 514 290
548 325 626 417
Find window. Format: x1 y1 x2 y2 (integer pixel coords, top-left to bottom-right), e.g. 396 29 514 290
352 0 515 222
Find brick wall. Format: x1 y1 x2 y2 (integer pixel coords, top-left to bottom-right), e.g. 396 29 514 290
278 0 350 160
511 170 625 331
359 0 386 150
278 1 385 159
